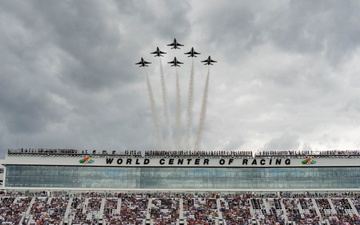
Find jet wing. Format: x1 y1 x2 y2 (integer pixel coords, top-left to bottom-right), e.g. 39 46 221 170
151 48 166 54
168 39 183 49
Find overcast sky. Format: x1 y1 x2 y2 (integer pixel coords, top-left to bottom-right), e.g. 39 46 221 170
1 0 360 156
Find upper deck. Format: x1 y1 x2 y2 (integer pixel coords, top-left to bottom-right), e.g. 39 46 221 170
3 148 360 168
2 149 360 190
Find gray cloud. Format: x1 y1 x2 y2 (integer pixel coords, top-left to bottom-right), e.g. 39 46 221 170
263 133 300 151
1 0 360 157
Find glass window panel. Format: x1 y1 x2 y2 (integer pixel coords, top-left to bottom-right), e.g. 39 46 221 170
4 165 360 189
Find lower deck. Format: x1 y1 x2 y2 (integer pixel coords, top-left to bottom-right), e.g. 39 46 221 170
0 191 359 225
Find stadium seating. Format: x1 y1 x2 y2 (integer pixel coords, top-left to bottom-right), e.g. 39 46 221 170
0 191 359 225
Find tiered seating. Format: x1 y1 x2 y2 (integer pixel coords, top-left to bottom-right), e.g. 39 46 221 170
103 195 120 224
85 196 102 222
251 197 266 223
316 198 334 221
29 196 66 224
183 193 219 225
150 194 180 224
327 198 358 224
0 196 20 224
120 193 148 225
28 197 49 224
69 197 87 224
265 198 286 224
0 191 359 224
11 197 33 224
298 198 320 224
352 195 360 215
282 198 302 223
220 194 252 225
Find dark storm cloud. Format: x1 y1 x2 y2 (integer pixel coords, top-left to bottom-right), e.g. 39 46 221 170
31 0 141 91
2 0 360 156
0 1 66 134
0 77 64 133
1 0 192 92
0 0 193 156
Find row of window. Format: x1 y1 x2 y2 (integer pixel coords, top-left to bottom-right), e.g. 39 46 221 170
5 165 360 189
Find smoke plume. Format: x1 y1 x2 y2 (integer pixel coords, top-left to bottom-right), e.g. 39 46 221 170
194 67 210 150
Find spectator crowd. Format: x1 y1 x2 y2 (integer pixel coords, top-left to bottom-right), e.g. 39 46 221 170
0 191 360 224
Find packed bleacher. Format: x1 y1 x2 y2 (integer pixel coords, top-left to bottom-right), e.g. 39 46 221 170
150 194 179 225
120 193 148 225
1 191 360 225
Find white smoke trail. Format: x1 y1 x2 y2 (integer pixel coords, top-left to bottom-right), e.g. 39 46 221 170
159 58 172 149
175 68 183 150
145 69 162 149
194 67 210 150
185 58 195 149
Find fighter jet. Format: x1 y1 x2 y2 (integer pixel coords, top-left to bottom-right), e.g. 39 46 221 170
151 47 166 57
201 56 217 65
135 58 151 67
167 38 184 49
168 57 184 67
184 47 201 57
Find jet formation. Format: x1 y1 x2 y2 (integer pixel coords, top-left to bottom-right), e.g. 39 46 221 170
136 38 216 67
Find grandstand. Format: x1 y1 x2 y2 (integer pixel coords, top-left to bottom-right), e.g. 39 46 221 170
1 149 360 190
0 149 360 224
0 191 359 224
